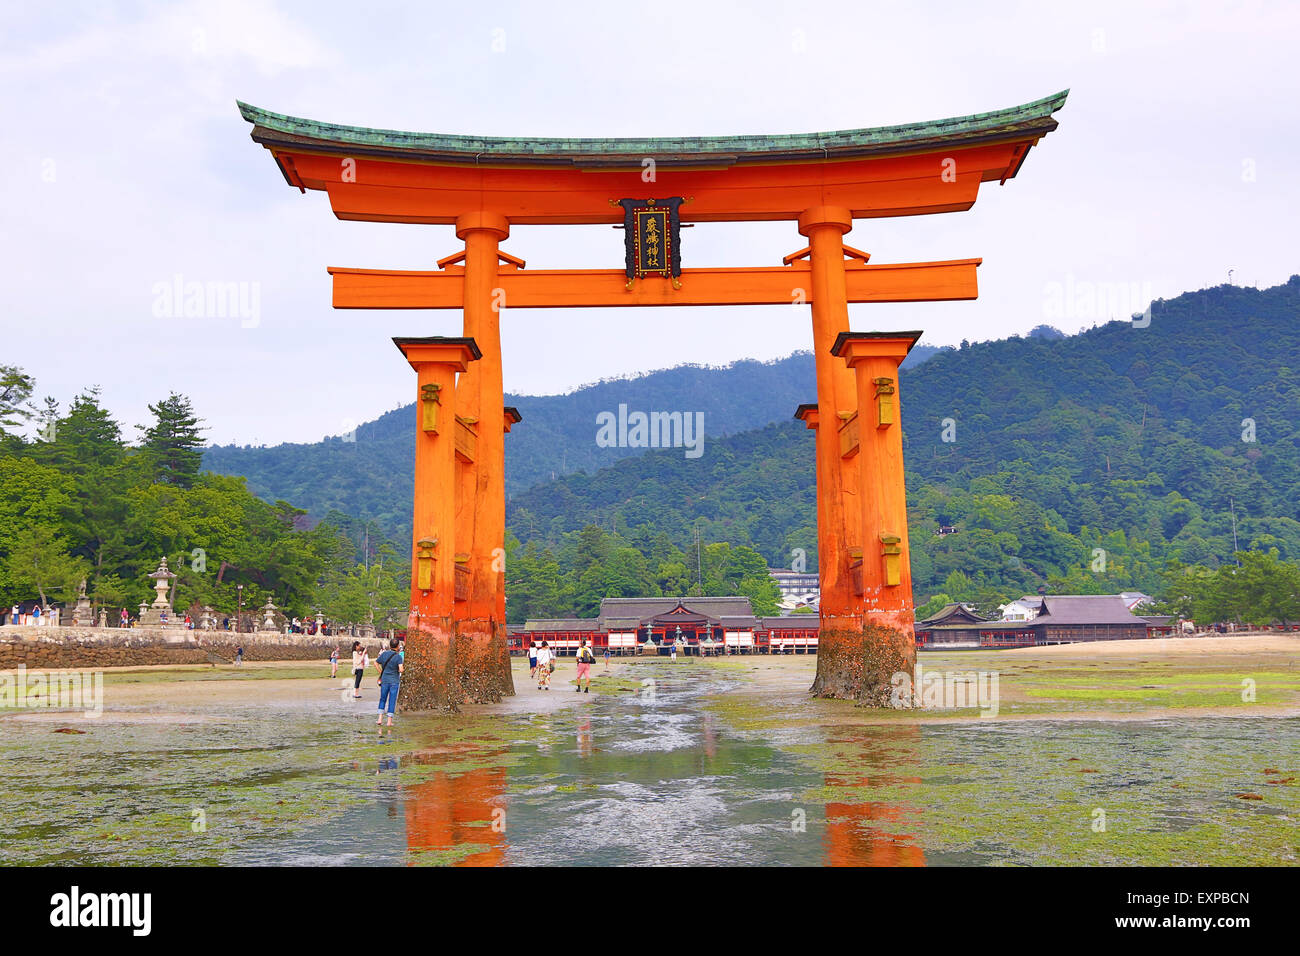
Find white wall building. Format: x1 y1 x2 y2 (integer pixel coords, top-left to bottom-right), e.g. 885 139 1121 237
768 568 819 610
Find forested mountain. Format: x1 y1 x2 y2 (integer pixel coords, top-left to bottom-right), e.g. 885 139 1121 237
505 278 1300 610
202 344 945 534
7 278 1298 627
195 276 1300 617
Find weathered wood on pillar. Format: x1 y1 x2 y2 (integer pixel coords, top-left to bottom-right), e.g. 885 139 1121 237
452 212 515 703
819 331 922 705
393 336 481 712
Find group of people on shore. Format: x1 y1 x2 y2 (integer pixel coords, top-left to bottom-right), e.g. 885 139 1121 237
527 639 605 693
325 637 605 729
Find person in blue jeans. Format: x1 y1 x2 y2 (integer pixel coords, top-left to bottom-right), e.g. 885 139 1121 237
372 637 404 730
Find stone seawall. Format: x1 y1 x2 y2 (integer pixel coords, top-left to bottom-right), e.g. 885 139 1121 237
0 624 385 671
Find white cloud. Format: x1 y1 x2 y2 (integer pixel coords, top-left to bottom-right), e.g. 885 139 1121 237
2 0 1297 445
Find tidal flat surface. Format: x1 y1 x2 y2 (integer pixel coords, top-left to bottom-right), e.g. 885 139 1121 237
1 648 1297 866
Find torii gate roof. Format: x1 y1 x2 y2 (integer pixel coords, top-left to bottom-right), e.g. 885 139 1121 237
237 91 1067 225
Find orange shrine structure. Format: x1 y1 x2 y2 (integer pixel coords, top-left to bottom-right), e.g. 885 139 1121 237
239 91 1066 710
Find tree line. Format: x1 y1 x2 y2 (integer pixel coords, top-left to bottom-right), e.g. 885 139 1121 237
0 368 404 629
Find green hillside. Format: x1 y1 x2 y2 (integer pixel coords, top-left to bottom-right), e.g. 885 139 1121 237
196 276 1300 618
201 345 946 537
8 278 1298 627
505 278 1300 611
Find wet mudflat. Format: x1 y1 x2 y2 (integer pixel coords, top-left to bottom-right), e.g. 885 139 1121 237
1 649 1297 866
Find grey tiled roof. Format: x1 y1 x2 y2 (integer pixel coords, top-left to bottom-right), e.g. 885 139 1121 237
1035 595 1143 625
523 597 759 632
927 594 1148 630
917 602 988 627
598 596 754 625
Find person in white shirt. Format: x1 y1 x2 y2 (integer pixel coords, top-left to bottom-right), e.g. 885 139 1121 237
351 641 368 698
535 640 553 691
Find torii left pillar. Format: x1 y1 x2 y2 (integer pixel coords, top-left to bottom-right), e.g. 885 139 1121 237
394 336 481 713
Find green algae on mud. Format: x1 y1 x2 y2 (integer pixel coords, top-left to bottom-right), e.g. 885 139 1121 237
690 654 1300 865
785 721 1300 866
3 648 1298 866
407 842 494 866
0 701 541 865
102 663 330 685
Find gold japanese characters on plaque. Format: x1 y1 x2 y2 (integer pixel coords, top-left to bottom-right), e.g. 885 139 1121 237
613 197 685 289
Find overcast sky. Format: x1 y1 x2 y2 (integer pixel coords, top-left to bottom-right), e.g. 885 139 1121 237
3 1 1297 446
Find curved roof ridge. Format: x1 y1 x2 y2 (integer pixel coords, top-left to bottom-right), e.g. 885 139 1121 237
236 90 1068 163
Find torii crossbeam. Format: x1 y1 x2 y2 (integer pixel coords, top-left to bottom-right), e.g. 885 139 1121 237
329 258 981 309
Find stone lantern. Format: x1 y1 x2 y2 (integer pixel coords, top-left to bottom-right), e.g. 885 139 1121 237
73 578 94 626
258 598 279 632
140 557 178 627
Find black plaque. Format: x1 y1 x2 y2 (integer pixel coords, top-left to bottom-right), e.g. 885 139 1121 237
615 197 684 286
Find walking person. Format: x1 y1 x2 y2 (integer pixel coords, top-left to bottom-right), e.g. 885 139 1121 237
603 646 611 670
528 640 538 679
670 638 677 663
120 607 129 628
372 637 404 731
535 640 553 691
235 645 244 665
330 647 339 679
9 604 18 626
351 641 367 698
575 639 595 694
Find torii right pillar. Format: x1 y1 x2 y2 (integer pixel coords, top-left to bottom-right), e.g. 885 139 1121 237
816 330 921 705
452 211 515 703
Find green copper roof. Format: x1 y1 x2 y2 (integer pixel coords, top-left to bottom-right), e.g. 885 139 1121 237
237 90 1067 168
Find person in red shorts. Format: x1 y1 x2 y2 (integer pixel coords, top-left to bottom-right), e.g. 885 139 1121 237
574 639 595 694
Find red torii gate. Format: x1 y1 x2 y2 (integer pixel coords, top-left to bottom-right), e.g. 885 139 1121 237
239 90 1066 709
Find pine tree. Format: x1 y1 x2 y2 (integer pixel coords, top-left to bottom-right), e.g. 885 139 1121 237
39 388 131 601
0 365 35 436
140 392 204 488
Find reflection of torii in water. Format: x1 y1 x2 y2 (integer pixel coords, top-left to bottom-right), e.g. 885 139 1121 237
237 90 1067 709
402 744 507 867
